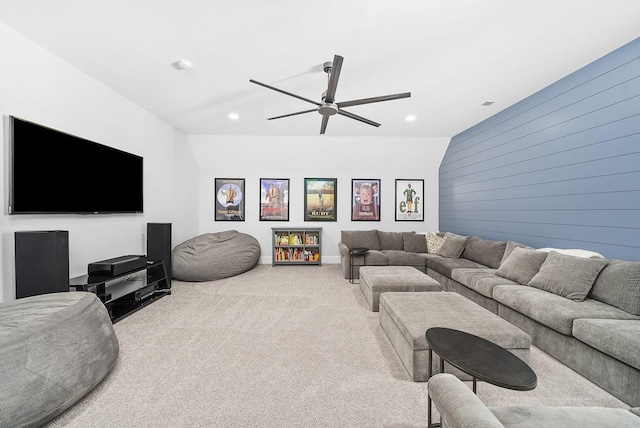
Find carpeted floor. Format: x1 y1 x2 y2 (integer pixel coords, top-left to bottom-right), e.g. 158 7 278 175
46 264 629 427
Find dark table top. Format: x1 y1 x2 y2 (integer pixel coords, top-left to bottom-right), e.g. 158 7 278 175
350 247 369 254
426 327 537 391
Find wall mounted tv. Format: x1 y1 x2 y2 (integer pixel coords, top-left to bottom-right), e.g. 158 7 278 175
8 116 143 214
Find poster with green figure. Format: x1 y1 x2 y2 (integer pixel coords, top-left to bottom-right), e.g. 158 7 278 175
395 179 423 221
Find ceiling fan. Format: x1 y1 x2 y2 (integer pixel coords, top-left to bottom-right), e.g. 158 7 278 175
250 54 411 134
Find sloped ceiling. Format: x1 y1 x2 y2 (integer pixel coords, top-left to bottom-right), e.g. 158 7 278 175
1 1 639 137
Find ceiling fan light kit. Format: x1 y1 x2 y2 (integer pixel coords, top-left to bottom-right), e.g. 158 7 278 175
250 54 411 134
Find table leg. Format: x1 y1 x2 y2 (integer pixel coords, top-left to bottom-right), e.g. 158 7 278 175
349 257 354 283
427 349 441 427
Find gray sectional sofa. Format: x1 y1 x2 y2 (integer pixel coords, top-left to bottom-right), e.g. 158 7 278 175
338 229 640 406
429 373 640 428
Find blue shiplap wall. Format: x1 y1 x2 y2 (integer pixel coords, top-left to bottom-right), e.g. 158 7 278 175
439 38 640 261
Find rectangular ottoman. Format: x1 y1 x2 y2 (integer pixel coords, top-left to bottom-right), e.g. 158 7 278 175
379 291 531 382
359 266 443 312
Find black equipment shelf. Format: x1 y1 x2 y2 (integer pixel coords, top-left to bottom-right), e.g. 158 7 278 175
69 260 171 323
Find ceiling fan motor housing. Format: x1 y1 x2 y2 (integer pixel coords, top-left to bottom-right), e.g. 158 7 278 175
318 103 338 116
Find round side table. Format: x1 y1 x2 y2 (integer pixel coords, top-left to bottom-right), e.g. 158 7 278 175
349 247 369 284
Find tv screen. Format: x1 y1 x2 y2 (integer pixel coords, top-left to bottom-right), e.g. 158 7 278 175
9 116 143 214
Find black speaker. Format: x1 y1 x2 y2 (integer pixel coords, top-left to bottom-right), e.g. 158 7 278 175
147 223 172 284
15 230 69 299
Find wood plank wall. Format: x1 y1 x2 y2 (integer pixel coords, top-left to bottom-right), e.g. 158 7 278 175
439 38 640 261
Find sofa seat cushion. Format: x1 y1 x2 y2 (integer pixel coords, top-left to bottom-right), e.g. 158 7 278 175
423 254 486 277
573 319 640 370
493 285 639 335
381 250 427 267
461 236 507 269
340 230 380 250
362 249 389 266
451 268 519 298
491 406 640 427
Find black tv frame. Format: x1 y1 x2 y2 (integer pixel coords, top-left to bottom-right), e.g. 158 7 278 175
8 115 144 215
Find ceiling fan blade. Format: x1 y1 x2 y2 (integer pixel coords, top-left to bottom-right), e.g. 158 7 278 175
268 109 317 120
337 92 411 108
324 55 343 104
320 115 330 134
337 109 381 127
250 79 321 106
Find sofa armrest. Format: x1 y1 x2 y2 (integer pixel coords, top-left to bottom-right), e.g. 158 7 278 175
428 373 504 428
338 242 351 279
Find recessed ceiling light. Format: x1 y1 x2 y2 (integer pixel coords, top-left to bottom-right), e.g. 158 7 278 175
405 115 416 122
228 113 239 120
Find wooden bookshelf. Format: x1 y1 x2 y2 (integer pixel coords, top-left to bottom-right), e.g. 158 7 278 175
271 227 321 266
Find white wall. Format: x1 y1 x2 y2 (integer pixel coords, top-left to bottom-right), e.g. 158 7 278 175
0 22 200 302
188 135 450 264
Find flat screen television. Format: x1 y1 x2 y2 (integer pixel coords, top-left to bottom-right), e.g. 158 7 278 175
8 115 144 214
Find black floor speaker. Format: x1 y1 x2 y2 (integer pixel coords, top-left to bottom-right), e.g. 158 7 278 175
147 223 172 284
15 230 70 299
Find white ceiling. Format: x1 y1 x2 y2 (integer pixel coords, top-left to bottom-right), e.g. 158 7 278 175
1 1 639 138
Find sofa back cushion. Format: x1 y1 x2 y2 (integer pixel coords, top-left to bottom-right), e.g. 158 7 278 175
340 230 380 250
495 247 548 285
527 251 608 302
589 260 640 315
377 231 405 250
461 236 507 269
403 232 428 253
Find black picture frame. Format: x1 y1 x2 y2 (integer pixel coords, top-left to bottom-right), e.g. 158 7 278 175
395 179 424 221
351 179 380 221
215 178 245 221
304 178 337 221
259 178 289 221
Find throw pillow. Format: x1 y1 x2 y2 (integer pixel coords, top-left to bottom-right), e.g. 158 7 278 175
495 247 548 285
426 232 445 253
403 233 428 253
501 241 534 264
427 232 444 254
527 251 608 301
589 260 640 315
436 235 469 259
461 236 507 269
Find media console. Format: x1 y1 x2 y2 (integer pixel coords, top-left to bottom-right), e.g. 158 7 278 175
69 259 170 322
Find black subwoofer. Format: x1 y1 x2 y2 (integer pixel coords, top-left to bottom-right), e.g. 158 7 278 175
147 223 172 284
15 230 70 299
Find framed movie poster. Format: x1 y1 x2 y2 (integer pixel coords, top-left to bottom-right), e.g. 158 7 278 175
215 178 245 221
260 178 289 221
352 179 380 221
395 179 424 221
304 178 337 221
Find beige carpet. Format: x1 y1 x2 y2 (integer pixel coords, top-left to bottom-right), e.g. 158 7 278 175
46 264 628 427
